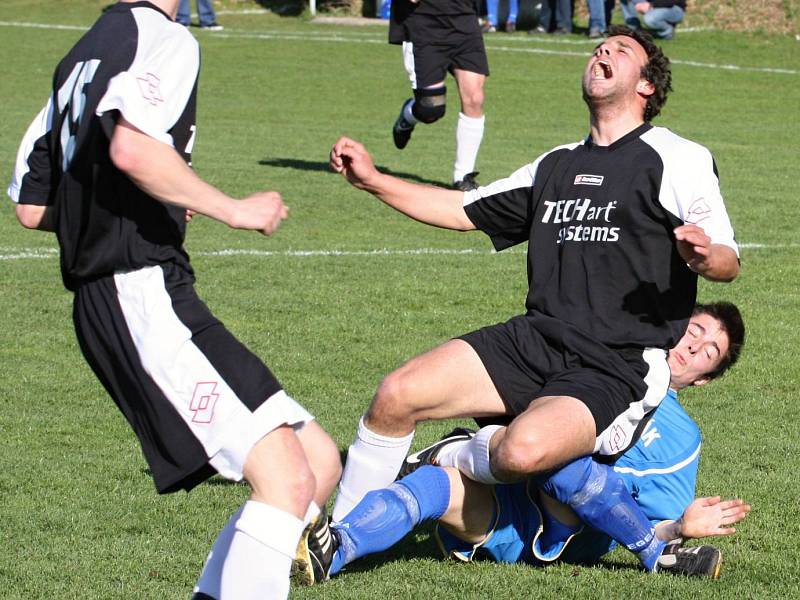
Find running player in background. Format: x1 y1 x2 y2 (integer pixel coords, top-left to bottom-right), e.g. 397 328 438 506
389 0 489 190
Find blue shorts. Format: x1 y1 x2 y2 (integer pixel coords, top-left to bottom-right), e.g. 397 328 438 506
435 481 583 565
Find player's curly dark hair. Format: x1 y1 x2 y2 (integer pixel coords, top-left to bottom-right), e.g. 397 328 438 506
607 25 672 121
693 301 745 381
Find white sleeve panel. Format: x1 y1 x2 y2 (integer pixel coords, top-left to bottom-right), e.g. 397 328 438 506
96 7 199 148
7 97 55 203
463 141 582 207
642 127 739 256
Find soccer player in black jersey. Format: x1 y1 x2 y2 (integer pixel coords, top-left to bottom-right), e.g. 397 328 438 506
8 2 340 598
389 0 489 190
329 25 739 522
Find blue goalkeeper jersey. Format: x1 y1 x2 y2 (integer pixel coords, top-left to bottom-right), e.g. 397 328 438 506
562 389 702 563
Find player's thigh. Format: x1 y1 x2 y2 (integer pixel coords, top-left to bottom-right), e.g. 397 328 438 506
404 41 450 89
372 338 507 421
497 395 596 474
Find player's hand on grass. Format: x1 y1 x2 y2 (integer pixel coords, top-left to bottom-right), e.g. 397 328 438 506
230 191 289 235
679 496 751 539
330 136 380 190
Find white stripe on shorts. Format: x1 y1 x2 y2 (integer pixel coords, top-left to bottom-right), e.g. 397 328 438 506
114 265 313 481
594 347 670 456
402 41 418 89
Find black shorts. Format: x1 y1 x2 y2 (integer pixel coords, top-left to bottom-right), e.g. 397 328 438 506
459 312 670 459
72 263 309 493
401 14 489 89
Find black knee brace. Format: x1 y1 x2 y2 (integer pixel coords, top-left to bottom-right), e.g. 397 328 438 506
412 86 447 124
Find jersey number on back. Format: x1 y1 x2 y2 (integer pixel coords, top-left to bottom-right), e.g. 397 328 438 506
56 59 101 171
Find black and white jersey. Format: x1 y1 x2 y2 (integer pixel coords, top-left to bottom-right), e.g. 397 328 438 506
464 123 738 351
8 1 199 291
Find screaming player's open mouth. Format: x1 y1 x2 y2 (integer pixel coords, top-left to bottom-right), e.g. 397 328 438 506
593 60 613 79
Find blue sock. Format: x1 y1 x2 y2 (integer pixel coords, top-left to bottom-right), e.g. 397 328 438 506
538 457 666 571
330 465 450 575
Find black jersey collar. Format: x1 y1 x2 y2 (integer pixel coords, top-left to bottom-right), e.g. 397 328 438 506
106 1 171 21
585 122 653 152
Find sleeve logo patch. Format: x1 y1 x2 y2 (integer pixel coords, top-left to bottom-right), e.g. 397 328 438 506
136 72 164 106
574 174 604 186
686 198 712 223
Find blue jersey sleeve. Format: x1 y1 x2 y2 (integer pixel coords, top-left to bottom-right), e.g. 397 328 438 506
613 390 701 524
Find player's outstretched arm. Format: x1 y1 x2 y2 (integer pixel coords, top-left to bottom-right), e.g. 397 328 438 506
656 496 751 541
330 136 475 231
110 118 288 236
674 224 739 282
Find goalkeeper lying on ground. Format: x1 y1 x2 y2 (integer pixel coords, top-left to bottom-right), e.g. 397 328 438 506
295 302 750 582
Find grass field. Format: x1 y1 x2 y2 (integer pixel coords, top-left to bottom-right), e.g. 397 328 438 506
1 2 799 598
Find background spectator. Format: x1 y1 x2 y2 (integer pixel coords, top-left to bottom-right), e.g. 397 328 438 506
534 0 572 33
483 0 519 33
177 0 223 30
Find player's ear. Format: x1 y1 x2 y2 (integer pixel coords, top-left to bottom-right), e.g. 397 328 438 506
637 79 655 97
692 377 711 387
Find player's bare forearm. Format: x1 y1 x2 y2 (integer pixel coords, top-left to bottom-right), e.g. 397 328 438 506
674 225 739 282
15 204 55 232
699 244 740 281
367 173 474 231
330 135 475 231
110 119 287 235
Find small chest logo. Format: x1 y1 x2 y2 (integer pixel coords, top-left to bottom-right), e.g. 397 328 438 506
190 382 219 424
574 174 604 186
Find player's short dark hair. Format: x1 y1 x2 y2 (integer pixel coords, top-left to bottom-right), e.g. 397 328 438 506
692 301 745 381
607 25 672 121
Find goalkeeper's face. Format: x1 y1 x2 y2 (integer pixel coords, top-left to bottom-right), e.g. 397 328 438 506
668 313 730 390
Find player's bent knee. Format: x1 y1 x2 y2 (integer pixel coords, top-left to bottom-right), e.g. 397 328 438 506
412 86 447 123
493 435 553 477
371 371 419 419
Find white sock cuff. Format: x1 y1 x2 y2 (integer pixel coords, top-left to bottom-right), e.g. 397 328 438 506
472 424 504 485
357 416 415 448
236 501 305 557
458 112 486 128
303 501 321 527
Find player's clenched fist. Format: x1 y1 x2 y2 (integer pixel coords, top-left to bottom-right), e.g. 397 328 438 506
231 191 289 235
330 136 379 191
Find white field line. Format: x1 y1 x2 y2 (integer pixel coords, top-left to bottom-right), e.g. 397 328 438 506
0 20 796 76
0 243 795 262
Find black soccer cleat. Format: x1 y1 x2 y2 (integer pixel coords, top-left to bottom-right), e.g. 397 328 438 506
291 508 338 586
397 427 476 479
392 99 416 150
453 172 480 191
656 544 723 579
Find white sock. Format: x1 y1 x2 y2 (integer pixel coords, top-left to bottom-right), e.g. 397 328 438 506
193 507 243 599
436 424 503 485
403 99 419 125
195 500 304 600
303 500 321 527
332 416 415 522
453 112 485 182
